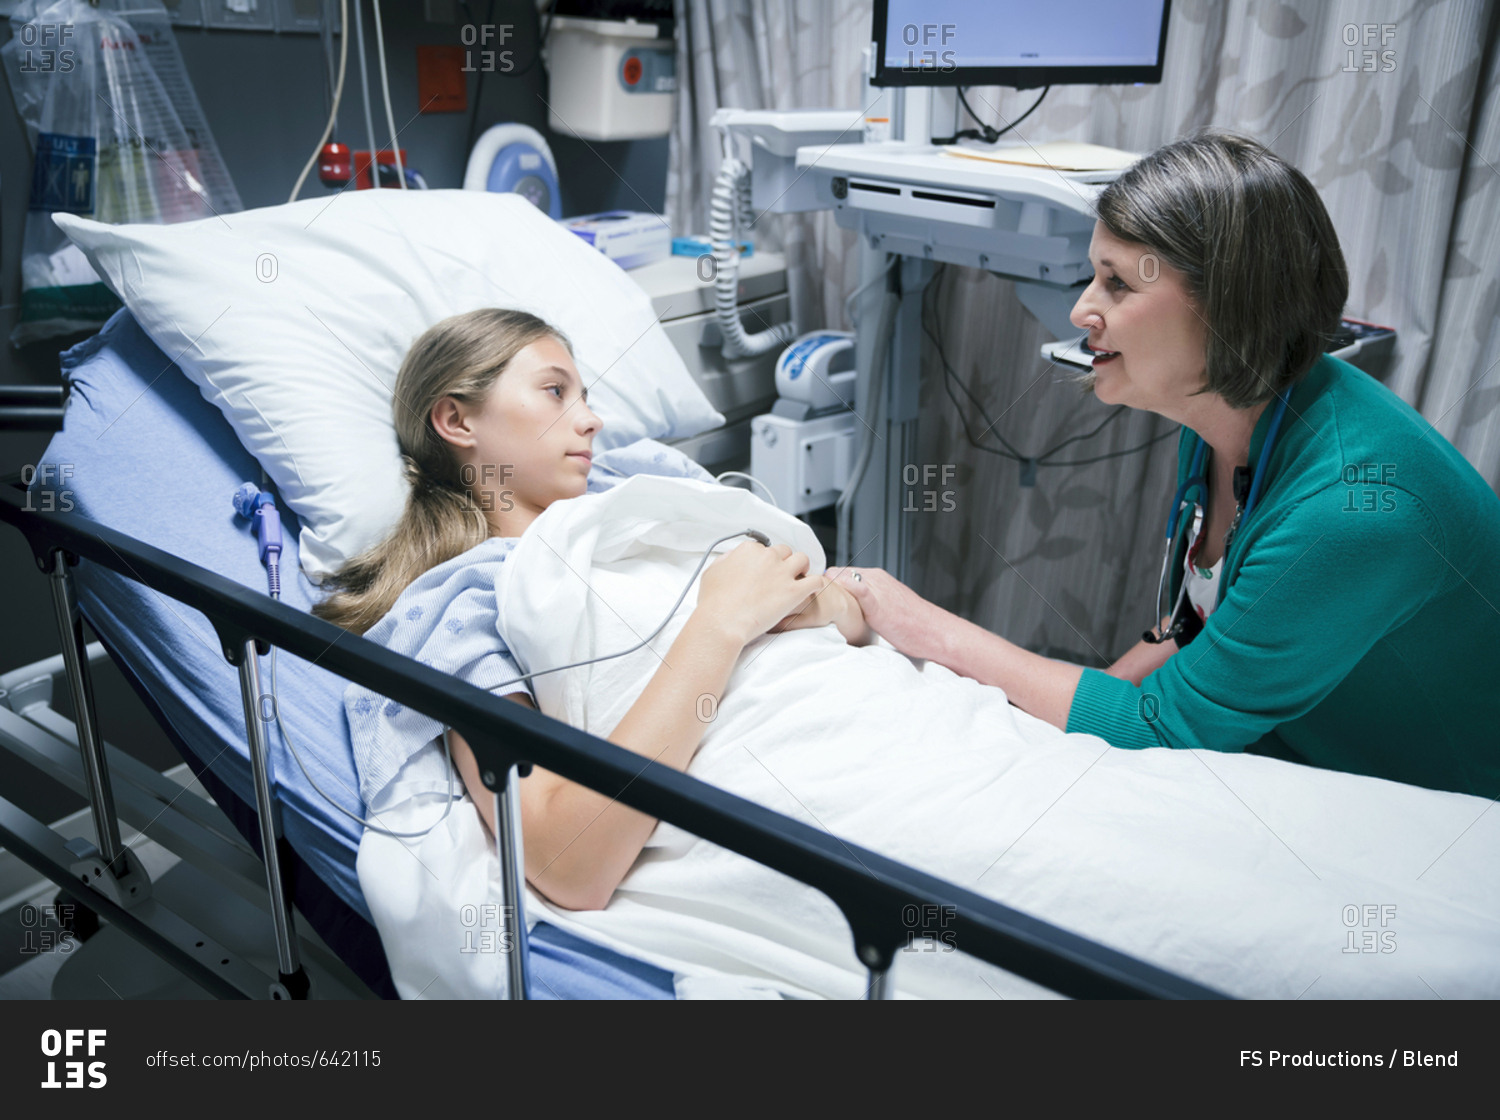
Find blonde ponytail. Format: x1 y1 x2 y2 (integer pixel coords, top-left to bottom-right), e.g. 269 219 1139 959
312 308 570 635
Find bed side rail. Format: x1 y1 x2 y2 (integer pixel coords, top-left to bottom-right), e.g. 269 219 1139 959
0 481 1226 1000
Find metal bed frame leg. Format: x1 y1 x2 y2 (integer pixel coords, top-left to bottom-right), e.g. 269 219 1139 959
861 940 895 999
46 550 151 906
235 637 308 998
491 764 530 1000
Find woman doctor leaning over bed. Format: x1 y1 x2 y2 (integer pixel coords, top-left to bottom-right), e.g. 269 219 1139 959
314 308 870 911
833 129 1500 801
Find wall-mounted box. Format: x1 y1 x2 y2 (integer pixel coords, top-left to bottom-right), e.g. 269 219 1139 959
203 0 276 32
166 0 337 32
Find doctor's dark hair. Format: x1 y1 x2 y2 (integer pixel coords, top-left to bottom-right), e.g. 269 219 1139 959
1090 129 1348 409
312 308 572 636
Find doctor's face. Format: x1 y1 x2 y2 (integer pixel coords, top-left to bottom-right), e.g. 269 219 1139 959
1069 222 1210 420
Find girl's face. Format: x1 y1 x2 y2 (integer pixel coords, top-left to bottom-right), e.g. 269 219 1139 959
1068 222 1210 423
431 336 602 535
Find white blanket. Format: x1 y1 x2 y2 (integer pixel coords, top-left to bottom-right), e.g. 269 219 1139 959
358 475 1500 999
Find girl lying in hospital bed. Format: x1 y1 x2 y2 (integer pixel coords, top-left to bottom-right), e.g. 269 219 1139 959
322 308 1500 999
316 307 858 913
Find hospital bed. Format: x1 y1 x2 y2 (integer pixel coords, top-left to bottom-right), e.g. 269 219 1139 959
0 307 1214 1000
0 310 674 999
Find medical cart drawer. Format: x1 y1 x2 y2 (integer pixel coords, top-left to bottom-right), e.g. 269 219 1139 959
659 290 790 427
630 250 789 319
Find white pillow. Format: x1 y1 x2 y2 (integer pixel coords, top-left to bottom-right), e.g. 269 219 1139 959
52 190 723 581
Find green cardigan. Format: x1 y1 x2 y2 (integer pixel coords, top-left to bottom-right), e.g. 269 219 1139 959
1065 353 1500 800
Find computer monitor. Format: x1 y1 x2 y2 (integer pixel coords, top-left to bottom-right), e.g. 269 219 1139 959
872 0 1172 89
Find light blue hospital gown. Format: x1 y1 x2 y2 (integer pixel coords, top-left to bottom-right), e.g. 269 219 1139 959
345 439 715 811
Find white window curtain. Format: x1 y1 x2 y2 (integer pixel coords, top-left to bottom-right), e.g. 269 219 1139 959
665 0 871 334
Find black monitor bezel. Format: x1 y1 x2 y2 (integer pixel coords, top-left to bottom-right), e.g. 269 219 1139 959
871 0 1172 89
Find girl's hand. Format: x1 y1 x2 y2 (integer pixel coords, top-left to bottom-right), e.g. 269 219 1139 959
697 540 815 646
770 577 872 646
828 566 945 660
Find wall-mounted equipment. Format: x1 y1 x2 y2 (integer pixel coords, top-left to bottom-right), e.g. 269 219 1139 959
545 10 675 141
464 123 562 219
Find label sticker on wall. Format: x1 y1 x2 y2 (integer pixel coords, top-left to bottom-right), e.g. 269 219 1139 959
30 133 97 214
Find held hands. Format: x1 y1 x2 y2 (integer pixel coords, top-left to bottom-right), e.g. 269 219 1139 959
697 540 817 647
827 566 943 660
769 574 872 646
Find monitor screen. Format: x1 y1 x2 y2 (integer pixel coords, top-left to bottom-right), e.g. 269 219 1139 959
872 0 1171 88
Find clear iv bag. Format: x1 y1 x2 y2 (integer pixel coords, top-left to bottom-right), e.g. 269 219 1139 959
1 0 243 345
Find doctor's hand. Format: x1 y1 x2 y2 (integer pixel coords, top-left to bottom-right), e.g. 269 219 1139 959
829 566 946 661
698 540 816 646
769 576 872 646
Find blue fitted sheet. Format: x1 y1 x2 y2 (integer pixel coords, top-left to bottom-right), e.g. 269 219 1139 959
36 309 674 999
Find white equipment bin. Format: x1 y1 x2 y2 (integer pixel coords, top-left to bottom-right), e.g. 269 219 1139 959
628 252 791 474
545 16 676 141
751 411 857 516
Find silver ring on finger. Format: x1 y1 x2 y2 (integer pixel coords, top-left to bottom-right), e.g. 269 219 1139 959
852 571 862 582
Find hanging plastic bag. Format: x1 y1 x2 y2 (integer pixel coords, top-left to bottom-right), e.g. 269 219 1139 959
1 0 243 346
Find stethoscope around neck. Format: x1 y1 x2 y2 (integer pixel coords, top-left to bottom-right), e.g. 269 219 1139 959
1145 391 1291 645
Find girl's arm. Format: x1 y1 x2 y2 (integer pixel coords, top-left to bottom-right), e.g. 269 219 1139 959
449 540 817 911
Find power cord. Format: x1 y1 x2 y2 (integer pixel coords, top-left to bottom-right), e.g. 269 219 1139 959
923 265 1177 471
270 643 460 840
933 86 1050 146
463 0 555 158
462 0 498 158
714 470 779 508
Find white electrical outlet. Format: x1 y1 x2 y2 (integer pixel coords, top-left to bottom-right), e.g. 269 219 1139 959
275 0 339 33
161 0 205 26
203 0 275 31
